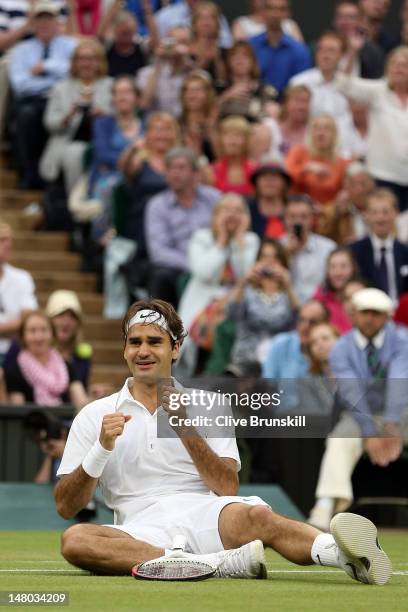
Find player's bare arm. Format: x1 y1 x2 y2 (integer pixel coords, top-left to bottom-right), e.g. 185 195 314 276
54 467 97 519
54 412 131 518
161 383 238 496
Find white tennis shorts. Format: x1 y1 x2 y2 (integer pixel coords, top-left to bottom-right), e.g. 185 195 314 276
105 492 270 554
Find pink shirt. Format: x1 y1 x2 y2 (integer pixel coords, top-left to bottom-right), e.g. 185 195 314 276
313 286 352 334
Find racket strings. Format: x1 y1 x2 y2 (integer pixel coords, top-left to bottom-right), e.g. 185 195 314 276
135 558 215 580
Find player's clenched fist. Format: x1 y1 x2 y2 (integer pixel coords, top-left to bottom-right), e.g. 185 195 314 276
99 413 132 451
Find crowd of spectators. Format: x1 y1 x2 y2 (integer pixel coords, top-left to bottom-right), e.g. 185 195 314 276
1 0 408 515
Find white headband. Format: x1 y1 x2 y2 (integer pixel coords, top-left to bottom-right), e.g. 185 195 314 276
126 309 178 341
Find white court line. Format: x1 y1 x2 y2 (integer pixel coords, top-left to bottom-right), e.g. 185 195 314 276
0 569 407 576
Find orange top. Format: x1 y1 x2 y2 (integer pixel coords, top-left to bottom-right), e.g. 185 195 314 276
285 145 349 205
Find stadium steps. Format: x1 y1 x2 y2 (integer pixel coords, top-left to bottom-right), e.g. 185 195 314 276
11 252 81 272
0 161 129 389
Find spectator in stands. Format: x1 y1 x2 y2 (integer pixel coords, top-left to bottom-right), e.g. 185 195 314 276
66 0 103 35
285 114 349 205
290 31 360 159
249 0 311 97
45 290 92 390
282 195 336 303
177 193 259 375
179 71 216 161
5 310 88 410
189 1 227 83
308 287 408 530
262 298 329 378
145 146 220 305
137 25 192 117
400 0 408 46
155 0 232 49
206 116 256 196
307 322 340 376
359 0 398 54
40 38 112 193
8 1 77 188
342 276 369 323
227 237 299 373
248 163 291 239
313 247 360 334
102 112 177 318
317 161 373 244
119 112 178 259
88 75 143 199
217 41 277 124
0 221 37 363
332 1 384 78
349 189 408 302
116 0 165 38
256 84 311 160
347 98 369 159
232 0 304 42
0 0 67 54
394 291 408 327
338 45 408 211
104 10 147 77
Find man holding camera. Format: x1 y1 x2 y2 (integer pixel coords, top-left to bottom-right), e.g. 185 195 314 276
137 25 192 117
282 195 336 303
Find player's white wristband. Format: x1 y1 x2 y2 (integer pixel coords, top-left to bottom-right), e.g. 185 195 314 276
82 440 112 479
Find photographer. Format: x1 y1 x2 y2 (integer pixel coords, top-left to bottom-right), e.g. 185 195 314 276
226 237 299 374
137 25 192 117
282 195 336 303
40 39 112 193
23 411 68 484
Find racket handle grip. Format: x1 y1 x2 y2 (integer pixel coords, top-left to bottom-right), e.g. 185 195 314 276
172 534 187 551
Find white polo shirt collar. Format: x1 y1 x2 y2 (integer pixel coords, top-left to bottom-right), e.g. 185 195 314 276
354 327 385 351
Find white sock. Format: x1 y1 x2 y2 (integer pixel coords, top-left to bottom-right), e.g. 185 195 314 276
164 549 172 556
315 497 335 513
311 533 339 567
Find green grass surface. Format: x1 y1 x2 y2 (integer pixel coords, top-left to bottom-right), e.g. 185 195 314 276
0 531 407 611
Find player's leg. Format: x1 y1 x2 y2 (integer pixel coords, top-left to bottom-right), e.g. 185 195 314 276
219 503 319 565
219 503 392 584
61 524 164 575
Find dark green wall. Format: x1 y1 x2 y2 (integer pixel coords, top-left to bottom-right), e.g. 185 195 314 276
219 0 402 42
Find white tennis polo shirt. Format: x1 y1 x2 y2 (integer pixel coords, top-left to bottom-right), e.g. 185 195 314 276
57 378 241 524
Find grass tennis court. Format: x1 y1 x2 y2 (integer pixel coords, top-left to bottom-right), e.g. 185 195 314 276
1 531 407 611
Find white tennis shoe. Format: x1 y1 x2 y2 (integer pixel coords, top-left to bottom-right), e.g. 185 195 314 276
331 513 392 585
209 540 267 579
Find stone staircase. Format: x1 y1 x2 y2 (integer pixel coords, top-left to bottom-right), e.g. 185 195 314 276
0 159 129 388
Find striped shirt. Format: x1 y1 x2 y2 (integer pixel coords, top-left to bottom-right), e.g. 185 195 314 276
0 0 67 32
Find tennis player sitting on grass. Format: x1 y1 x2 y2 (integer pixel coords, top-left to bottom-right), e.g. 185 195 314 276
55 299 392 583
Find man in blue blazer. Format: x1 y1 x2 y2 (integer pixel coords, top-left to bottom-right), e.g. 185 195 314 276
308 287 408 531
349 189 408 302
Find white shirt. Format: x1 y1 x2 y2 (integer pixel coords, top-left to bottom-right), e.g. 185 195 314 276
57 378 241 525
354 327 385 350
0 263 37 354
370 234 397 304
290 68 359 159
281 232 336 304
337 74 408 185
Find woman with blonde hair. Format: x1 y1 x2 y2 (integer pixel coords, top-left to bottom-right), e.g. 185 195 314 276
252 84 311 163
40 38 112 192
179 71 216 159
206 115 257 196
285 113 349 204
338 44 408 211
176 192 259 375
189 1 227 82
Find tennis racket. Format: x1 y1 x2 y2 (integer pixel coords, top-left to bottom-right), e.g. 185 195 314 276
132 535 217 581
